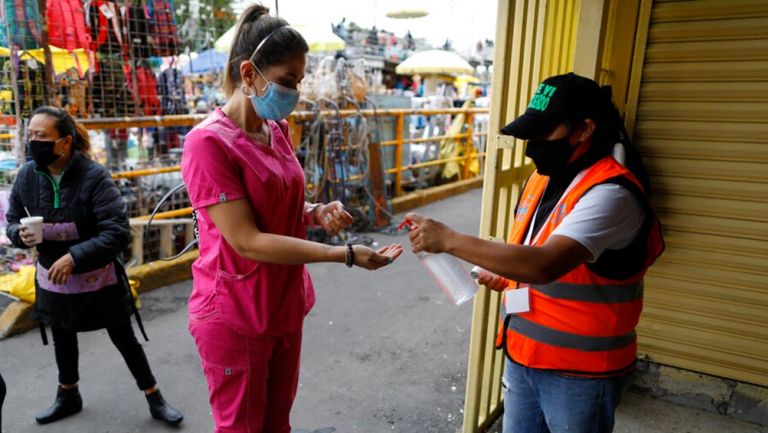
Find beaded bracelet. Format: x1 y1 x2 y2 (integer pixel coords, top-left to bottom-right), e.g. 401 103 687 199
345 243 354 268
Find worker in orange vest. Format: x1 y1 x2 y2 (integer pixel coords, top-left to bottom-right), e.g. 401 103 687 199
406 73 664 433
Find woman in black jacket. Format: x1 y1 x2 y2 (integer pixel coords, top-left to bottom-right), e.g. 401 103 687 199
4 106 183 426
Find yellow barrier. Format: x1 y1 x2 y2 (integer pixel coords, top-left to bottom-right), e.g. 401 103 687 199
112 166 181 180
134 207 193 221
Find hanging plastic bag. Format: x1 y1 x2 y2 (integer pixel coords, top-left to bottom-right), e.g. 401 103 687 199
315 56 337 100
0 265 36 303
349 59 368 102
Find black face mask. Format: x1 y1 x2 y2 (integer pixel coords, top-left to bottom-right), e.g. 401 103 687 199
525 136 576 176
29 140 61 167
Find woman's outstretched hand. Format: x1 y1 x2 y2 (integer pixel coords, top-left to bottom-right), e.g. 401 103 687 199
353 244 403 270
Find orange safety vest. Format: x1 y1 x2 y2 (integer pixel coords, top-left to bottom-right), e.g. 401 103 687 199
495 156 664 376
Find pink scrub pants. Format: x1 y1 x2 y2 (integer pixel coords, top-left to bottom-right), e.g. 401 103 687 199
190 308 302 433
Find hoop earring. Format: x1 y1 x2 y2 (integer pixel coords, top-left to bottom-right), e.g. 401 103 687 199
241 84 255 97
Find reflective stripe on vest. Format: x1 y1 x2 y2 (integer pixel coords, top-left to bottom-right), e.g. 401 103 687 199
496 156 663 374
506 315 636 352
533 280 643 303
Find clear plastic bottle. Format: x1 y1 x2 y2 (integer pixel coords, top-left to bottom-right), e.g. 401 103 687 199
400 219 478 305
417 251 478 305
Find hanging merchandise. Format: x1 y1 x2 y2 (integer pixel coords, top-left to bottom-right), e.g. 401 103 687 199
47 0 92 51
0 0 43 50
85 0 125 54
91 54 136 117
302 112 326 203
0 58 13 117
0 6 5 48
148 0 180 57
131 62 162 115
157 67 187 115
349 59 368 102
315 57 337 100
124 4 153 59
156 66 188 149
177 0 201 52
56 68 89 118
4 58 46 119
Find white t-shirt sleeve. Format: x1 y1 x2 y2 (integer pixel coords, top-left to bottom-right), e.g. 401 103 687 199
551 183 646 262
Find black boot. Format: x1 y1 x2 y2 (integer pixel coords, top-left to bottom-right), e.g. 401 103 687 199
35 386 82 424
146 389 183 426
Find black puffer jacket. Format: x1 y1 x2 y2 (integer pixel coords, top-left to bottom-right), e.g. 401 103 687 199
5 152 133 331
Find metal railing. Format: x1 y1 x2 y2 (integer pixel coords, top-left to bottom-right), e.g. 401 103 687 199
98 107 489 193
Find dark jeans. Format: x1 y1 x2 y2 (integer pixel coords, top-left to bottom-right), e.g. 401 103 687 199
502 359 629 433
51 322 156 390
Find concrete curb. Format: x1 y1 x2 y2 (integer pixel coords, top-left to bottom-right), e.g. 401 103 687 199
0 178 484 339
128 250 199 295
632 359 768 426
0 300 35 339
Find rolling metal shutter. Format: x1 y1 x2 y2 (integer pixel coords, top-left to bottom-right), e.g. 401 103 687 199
632 0 768 386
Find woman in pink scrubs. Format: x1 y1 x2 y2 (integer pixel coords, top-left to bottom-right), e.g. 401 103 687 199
181 5 402 433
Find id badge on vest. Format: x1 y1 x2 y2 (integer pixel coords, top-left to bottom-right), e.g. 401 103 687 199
505 285 530 314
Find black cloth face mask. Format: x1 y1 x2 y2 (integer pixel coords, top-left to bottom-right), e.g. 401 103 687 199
525 135 576 177
29 139 62 167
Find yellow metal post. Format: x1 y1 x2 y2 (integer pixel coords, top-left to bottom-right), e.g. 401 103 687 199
394 113 404 197
624 0 653 138
462 0 516 430
463 0 584 431
463 112 475 179
573 0 610 78
131 226 144 265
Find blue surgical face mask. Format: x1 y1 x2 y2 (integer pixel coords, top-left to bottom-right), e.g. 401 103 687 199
248 63 300 121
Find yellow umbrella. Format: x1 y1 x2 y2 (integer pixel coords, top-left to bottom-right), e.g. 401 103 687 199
214 23 345 54
18 47 91 74
386 9 429 19
294 23 346 53
454 74 480 84
454 74 480 97
213 26 236 53
395 50 474 76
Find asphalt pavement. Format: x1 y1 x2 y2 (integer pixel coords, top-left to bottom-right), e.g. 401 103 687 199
0 188 764 433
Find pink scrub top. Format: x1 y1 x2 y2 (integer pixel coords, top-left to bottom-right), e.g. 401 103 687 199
181 108 315 337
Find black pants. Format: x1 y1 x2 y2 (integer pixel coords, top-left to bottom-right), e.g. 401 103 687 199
51 322 156 390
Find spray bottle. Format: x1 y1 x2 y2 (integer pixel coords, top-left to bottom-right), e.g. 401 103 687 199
400 220 478 305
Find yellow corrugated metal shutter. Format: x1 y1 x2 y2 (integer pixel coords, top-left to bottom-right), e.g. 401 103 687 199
632 0 768 386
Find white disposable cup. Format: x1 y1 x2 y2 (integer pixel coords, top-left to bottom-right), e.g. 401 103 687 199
418 252 478 305
20 216 44 245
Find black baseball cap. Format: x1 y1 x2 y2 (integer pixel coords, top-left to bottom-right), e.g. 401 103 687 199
500 72 606 139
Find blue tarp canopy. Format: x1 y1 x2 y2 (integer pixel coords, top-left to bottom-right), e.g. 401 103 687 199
183 49 228 74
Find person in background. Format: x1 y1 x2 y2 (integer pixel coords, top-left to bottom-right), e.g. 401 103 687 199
406 73 664 433
4 106 183 426
181 5 402 433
